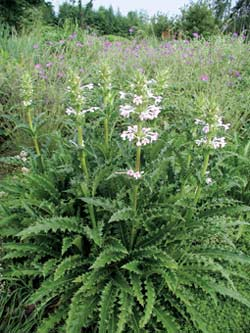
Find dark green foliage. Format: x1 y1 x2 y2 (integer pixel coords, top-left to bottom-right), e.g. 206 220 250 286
1 128 250 332
229 0 250 34
0 0 55 28
180 0 219 37
1 66 250 333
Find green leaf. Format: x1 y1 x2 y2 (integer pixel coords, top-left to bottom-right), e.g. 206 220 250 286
154 306 180 333
54 255 84 281
99 282 117 333
17 217 84 239
109 208 133 223
122 260 142 274
139 279 155 328
117 291 133 333
130 273 144 306
66 287 98 333
91 245 128 269
195 249 250 265
80 197 115 211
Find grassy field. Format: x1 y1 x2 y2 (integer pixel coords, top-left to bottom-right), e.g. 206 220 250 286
0 26 250 332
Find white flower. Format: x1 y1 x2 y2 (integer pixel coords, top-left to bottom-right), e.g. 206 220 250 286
119 91 126 99
119 105 135 118
126 169 144 179
66 107 77 116
133 95 143 105
195 118 206 125
121 126 158 146
121 125 138 141
20 151 28 158
154 96 163 104
216 116 230 131
211 137 226 149
202 125 210 133
195 138 207 146
21 167 30 174
147 90 154 98
80 107 99 115
139 105 161 121
0 191 7 198
23 100 32 107
82 83 94 90
205 177 213 185
136 128 158 146
222 123 230 131
147 79 156 85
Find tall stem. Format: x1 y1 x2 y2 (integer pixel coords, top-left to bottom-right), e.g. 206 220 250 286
193 151 210 205
180 153 191 195
104 117 109 151
130 124 142 249
77 121 96 230
27 109 44 170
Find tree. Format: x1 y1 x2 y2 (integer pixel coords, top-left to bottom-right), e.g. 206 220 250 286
229 0 250 33
212 0 232 20
180 0 219 37
0 0 54 28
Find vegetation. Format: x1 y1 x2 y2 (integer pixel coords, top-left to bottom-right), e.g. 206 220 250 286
0 21 250 331
0 0 250 332
0 0 249 38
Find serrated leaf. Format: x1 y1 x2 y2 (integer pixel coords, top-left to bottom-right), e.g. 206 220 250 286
139 279 155 328
154 306 179 333
99 282 117 333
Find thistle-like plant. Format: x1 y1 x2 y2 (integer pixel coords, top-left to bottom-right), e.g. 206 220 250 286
1 70 250 333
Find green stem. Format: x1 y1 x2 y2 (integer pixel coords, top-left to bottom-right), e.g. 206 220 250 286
77 122 96 230
193 151 210 205
104 117 109 151
130 125 142 250
27 109 44 170
180 153 191 195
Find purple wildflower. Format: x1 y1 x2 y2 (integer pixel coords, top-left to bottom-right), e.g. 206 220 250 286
200 75 209 82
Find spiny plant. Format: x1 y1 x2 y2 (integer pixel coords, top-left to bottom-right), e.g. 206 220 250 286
1 68 250 333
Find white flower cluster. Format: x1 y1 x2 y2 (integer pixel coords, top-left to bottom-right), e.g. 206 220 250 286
121 126 158 146
0 191 7 198
205 171 213 185
119 91 162 121
15 150 28 162
23 100 32 107
126 169 144 179
195 116 230 149
66 106 99 116
140 105 161 121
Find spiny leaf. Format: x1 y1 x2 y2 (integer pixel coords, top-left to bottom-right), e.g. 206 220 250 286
37 305 67 333
130 273 144 306
109 208 133 223
122 260 142 274
91 246 128 269
54 255 84 281
154 306 180 333
117 291 133 333
99 282 117 333
80 197 116 211
139 279 155 328
17 217 84 239
66 288 98 333
194 248 250 265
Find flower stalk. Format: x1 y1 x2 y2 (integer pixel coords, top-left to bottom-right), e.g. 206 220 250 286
21 72 44 170
67 72 97 231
